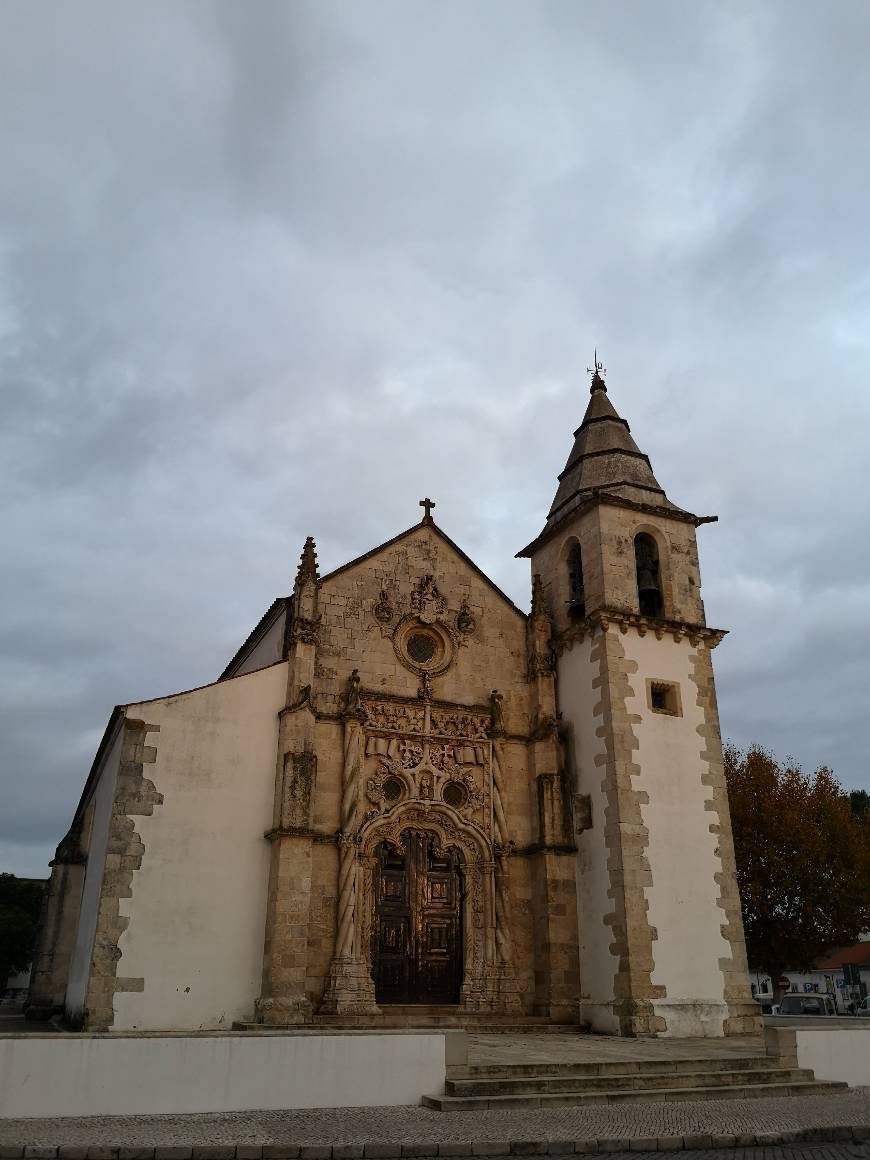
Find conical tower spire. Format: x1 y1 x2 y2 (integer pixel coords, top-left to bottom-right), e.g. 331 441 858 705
538 361 682 538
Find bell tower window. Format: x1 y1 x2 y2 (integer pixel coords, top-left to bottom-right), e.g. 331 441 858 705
567 542 586 621
635 533 663 618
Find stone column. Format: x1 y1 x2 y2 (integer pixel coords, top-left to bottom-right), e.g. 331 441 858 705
526 574 580 1023
319 700 379 1014
256 537 322 1027
477 732 521 1014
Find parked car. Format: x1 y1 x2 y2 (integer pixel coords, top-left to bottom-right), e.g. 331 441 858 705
856 996 870 1015
775 993 838 1016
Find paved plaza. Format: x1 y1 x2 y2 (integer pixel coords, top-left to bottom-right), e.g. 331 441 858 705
3 1031 868 1155
2 1089 870 1151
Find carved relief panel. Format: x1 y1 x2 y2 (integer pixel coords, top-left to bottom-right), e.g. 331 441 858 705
360 696 492 835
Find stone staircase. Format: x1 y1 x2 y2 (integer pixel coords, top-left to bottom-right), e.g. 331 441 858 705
235 1005 580 1032
422 1053 848 1110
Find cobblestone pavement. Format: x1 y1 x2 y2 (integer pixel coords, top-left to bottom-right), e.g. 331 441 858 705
465 1035 765 1067
2 1090 869 1148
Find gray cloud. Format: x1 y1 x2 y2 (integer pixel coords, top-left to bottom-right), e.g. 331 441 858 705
2 0 869 877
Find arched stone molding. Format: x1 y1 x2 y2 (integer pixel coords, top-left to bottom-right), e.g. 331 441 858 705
357 801 499 1011
632 522 673 620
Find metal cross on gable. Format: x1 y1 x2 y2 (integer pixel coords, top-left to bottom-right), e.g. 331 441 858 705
419 497 436 521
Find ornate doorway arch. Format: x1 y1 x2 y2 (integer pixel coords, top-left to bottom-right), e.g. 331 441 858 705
358 802 493 1009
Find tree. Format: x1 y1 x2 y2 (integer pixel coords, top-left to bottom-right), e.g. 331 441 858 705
850 789 870 819
0 874 46 991
724 744 870 991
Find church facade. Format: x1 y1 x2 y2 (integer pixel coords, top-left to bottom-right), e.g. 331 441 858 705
29 371 760 1038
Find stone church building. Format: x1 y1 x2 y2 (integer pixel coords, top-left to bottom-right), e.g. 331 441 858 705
29 370 760 1038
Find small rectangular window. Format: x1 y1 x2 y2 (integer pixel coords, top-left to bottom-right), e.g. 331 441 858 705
646 679 682 717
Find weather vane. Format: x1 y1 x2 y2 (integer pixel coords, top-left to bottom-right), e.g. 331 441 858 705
586 348 605 380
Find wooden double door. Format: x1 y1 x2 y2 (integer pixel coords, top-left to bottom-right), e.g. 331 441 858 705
373 830 463 1005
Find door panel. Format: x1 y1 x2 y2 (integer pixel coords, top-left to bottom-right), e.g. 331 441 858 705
373 830 462 1005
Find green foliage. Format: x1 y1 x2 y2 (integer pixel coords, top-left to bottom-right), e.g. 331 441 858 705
0 873 46 987
850 789 870 819
725 744 870 985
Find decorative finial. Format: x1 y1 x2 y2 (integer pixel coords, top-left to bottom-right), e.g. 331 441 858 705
530 573 548 618
295 535 320 585
419 497 436 523
586 348 607 393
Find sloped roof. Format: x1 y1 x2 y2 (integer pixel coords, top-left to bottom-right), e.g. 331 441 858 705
219 596 289 680
816 943 870 970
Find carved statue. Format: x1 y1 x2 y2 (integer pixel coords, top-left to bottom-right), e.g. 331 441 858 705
490 689 505 735
411 575 446 623
343 669 363 715
456 598 476 635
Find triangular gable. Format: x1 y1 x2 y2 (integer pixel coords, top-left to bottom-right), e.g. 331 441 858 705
321 520 526 619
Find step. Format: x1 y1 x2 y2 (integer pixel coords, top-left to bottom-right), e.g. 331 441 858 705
233 1015 578 1032
314 1016 571 1029
422 1079 849 1111
449 1054 776 1079
445 1066 816 1097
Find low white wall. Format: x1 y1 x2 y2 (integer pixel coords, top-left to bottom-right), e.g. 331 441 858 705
795 1023 870 1086
0 1031 448 1118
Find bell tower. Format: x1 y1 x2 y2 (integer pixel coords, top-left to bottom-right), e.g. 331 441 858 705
518 359 759 1038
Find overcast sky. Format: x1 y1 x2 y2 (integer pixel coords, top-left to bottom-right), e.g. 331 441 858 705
2 1 869 878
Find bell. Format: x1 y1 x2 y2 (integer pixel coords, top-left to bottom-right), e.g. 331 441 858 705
638 583 663 618
636 567 658 593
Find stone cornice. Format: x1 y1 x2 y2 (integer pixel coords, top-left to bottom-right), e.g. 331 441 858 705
512 841 578 857
517 492 717 558
264 826 338 844
554 609 727 655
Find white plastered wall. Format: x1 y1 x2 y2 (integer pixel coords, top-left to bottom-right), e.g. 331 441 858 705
0 1031 449 1116
621 633 730 1036
113 661 287 1031
557 638 619 1034
65 720 124 1021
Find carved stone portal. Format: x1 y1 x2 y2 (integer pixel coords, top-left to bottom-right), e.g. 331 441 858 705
320 692 521 1014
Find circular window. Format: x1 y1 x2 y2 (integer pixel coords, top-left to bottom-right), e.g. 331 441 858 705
442 781 467 809
382 777 403 804
393 617 453 677
407 632 437 663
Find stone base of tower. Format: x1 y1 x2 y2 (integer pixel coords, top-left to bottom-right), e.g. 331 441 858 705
580 997 762 1038
723 998 764 1036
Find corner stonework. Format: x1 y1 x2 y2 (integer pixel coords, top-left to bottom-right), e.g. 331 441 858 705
689 647 761 1036
592 625 667 1037
83 718 163 1031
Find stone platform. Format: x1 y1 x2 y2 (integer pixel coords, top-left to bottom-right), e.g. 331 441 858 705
234 1008 582 1033
465 1034 767 1068
3 1032 868 1154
